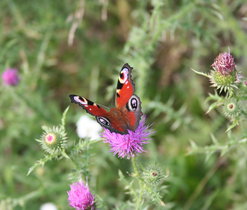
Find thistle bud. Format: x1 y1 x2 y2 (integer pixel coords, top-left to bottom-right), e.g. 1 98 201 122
222 99 240 119
142 166 164 186
210 52 238 93
37 126 68 154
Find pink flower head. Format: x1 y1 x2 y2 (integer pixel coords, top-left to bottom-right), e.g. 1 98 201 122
211 52 235 75
67 182 95 210
102 117 153 158
1 68 20 86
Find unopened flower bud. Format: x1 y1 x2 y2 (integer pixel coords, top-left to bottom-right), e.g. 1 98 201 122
209 52 238 93
37 126 67 154
142 166 164 185
222 99 240 119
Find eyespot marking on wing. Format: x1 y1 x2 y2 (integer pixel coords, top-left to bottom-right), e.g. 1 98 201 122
96 116 111 128
115 63 135 108
119 68 128 84
127 95 140 111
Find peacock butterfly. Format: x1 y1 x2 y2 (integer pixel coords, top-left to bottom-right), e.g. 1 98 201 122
69 63 142 134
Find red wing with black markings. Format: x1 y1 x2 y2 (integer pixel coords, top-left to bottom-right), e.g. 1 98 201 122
69 94 125 133
115 63 134 108
69 95 108 116
115 64 142 131
124 94 142 130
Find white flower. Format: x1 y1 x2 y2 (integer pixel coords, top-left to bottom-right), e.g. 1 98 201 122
40 203 57 210
76 115 102 140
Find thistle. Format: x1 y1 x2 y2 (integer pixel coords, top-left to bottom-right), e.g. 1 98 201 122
102 117 153 159
67 182 95 210
37 125 68 154
1 68 20 86
193 52 239 95
211 52 235 75
210 52 239 94
222 99 240 120
210 70 237 91
142 165 164 186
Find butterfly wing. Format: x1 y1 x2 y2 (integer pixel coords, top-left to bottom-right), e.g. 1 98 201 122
115 63 134 108
69 94 108 116
69 94 126 133
124 94 142 130
114 64 142 131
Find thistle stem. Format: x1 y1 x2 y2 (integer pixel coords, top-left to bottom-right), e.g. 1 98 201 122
131 157 139 176
131 157 143 210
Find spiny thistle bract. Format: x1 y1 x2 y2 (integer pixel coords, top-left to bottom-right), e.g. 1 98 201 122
210 70 237 92
37 125 68 154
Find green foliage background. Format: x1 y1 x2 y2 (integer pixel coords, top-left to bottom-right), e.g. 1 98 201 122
0 0 246 209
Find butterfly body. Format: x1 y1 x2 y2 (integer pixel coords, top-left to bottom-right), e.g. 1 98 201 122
69 64 142 134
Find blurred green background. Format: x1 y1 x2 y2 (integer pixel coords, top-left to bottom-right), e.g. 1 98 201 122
0 0 247 209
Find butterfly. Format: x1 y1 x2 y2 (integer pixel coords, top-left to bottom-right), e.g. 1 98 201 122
69 63 142 134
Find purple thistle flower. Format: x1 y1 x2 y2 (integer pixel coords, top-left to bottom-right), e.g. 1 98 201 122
67 182 95 210
211 52 236 75
1 68 20 86
102 117 153 158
